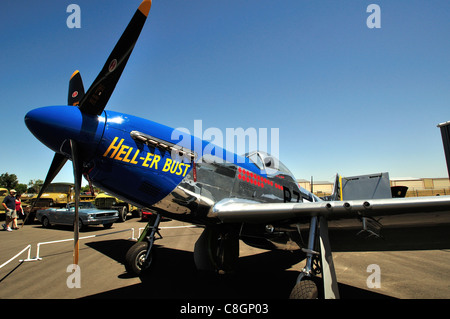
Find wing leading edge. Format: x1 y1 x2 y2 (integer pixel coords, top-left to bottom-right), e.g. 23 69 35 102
212 196 450 223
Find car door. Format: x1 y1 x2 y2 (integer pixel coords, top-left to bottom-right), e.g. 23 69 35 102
57 205 74 225
46 208 59 224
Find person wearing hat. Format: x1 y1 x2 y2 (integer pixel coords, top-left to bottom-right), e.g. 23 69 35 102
2 189 17 232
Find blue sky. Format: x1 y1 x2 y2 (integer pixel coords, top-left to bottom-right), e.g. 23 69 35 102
1 0 449 187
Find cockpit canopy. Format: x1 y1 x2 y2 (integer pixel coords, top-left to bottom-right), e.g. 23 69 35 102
244 151 294 178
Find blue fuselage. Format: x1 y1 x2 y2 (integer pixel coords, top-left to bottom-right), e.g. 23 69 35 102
25 105 308 225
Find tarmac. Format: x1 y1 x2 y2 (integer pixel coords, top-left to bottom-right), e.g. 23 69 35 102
0 216 449 300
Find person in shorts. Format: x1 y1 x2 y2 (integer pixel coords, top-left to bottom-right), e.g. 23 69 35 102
2 189 17 232
14 193 23 228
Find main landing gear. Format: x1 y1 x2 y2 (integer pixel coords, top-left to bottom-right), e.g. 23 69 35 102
124 213 339 299
193 225 239 274
125 213 162 276
289 216 340 299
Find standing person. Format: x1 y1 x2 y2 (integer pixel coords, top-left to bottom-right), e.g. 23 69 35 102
14 193 23 229
2 189 17 232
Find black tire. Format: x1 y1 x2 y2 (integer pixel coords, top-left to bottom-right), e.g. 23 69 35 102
194 226 239 274
125 241 153 276
78 219 84 232
103 223 113 229
41 216 51 228
289 279 319 299
118 206 127 222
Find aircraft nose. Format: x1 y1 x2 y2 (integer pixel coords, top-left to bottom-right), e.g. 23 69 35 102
25 105 105 155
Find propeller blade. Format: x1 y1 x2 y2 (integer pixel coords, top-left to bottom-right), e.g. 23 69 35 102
79 0 152 115
68 70 85 106
22 153 68 226
70 139 83 265
39 153 69 198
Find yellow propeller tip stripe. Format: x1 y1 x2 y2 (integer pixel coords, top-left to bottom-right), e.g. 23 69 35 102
70 70 80 80
138 0 152 17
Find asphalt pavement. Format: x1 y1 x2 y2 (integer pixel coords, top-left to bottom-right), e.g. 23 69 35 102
0 216 449 300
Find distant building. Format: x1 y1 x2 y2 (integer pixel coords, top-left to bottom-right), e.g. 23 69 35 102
297 179 334 198
390 177 450 197
298 177 450 198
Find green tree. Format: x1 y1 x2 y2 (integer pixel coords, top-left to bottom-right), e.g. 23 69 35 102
0 173 19 190
16 184 27 194
28 179 44 193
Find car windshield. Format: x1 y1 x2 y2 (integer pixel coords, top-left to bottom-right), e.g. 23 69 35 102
68 202 95 210
44 184 73 193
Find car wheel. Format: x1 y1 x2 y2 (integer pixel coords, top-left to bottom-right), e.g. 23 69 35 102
76 219 85 232
118 206 127 222
41 216 51 228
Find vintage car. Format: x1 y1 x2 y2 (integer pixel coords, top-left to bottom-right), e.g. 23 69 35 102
36 201 119 230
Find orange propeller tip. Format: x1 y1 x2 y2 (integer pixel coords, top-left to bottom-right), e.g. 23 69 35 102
138 0 152 17
70 70 80 80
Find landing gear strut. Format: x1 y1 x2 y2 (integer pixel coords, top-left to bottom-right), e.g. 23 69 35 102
290 216 340 299
194 225 239 274
125 213 162 276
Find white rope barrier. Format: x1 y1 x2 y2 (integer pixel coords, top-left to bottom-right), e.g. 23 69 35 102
0 245 32 269
137 224 198 237
30 228 136 261
1 224 200 267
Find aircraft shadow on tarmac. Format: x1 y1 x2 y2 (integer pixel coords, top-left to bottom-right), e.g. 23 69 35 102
328 225 450 252
85 239 395 299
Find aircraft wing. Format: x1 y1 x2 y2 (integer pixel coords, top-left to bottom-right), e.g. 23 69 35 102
212 196 450 223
